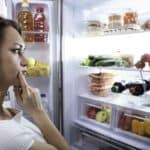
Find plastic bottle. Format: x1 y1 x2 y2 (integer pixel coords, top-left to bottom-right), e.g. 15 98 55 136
40 93 49 113
34 7 48 42
17 0 34 42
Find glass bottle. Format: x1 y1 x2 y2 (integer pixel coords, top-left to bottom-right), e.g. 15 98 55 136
34 7 48 42
111 81 127 93
17 0 34 42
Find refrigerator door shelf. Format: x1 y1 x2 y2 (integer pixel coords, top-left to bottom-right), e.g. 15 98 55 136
74 119 149 150
25 42 49 50
12 0 52 43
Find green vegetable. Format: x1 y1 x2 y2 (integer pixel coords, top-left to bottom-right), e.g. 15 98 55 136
95 59 116 66
80 58 90 66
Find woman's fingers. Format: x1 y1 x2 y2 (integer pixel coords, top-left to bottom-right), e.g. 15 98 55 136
18 71 28 90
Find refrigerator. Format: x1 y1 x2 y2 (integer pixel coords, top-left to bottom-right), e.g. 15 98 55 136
2 0 150 149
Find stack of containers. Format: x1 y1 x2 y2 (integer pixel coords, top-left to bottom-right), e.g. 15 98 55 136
88 72 115 96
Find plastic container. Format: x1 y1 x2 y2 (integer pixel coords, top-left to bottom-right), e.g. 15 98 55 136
34 6 48 42
17 0 34 42
115 109 150 142
40 93 49 113
123 10 138 25
108 13 122 29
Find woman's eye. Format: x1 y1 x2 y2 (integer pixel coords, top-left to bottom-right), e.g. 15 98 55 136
11 48 24 55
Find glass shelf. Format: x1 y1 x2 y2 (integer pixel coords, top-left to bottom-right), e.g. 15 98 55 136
79 92 150 114
80 65 150 73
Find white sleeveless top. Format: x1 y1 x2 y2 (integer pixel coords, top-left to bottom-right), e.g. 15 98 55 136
0 111 45 150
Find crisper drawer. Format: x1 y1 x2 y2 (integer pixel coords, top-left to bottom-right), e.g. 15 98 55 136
115 108 150 143
70 126 118 150
78 98 113 129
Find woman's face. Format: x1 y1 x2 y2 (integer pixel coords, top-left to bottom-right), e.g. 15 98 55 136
0 27 27 87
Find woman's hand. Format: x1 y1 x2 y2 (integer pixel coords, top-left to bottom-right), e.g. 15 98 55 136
14 71 44 115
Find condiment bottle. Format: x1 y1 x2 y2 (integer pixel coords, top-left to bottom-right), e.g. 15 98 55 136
17 0 34 42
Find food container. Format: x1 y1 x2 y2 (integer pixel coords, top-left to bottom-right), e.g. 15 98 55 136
108 13 122 29
88 72 115 96
115 108 150 142
79 98 112 128
123 11 138 25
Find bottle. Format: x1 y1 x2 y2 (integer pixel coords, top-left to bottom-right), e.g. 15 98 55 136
40 93 49 113
111 81 127 93
34 7 48 42
17 0 34 42
126 80 148 96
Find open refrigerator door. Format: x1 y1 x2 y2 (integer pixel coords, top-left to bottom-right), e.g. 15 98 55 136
63 0 150 149
4 0 60 126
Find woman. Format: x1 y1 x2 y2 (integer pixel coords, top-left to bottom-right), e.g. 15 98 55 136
0 17 70 150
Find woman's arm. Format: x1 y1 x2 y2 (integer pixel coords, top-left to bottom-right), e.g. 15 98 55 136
31 110 69 150
14 72 70 150
30 140 58 150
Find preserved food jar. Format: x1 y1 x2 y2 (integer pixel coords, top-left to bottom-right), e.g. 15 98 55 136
123 11 138 25
34 6 48 42
17 0 34 42
108 13 122 29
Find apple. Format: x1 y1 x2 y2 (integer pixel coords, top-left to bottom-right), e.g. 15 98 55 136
96 110 108 122
27 57 36 67
86 107 97 119
104 108 111 123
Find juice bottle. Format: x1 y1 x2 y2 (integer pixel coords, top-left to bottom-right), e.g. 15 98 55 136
17 0 34 42
34 7 48 42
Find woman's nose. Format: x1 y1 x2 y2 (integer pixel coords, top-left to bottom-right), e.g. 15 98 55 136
20 55 28 67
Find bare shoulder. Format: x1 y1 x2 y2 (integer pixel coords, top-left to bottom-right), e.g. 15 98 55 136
29 140 58 150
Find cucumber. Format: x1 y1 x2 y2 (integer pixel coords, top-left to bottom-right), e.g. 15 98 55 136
95 59 116 66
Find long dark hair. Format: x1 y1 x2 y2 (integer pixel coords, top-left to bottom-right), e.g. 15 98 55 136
0 17 22 45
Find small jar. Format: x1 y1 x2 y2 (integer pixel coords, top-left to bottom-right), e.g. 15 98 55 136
123 11 138 25
108 13 122 29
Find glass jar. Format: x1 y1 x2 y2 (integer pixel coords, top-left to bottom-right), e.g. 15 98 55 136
108 13 122 29
123 11 138 25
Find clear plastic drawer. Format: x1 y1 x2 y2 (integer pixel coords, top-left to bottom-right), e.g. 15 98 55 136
115 108 150 143
78 99 112 128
